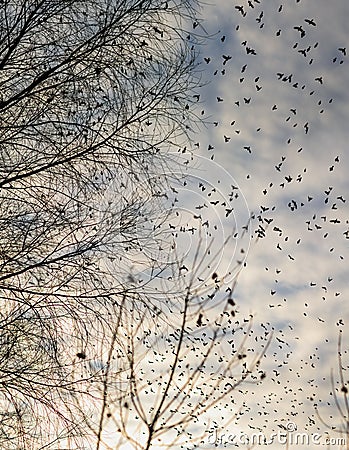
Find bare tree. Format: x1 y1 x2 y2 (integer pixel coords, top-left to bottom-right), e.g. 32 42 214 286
314 331 349 449
72 261 271 450
0 1 269 449
0 0 204 448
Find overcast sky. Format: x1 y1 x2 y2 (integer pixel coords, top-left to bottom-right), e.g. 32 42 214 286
172 0 349 447
94 2 349 449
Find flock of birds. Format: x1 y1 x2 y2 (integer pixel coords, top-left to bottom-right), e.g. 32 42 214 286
67 2 349 448
3 2 349 449
152 0 349 444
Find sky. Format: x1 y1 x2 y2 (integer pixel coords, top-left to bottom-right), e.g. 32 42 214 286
2 2 348 449
81 2 349 449
162 0 349 448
